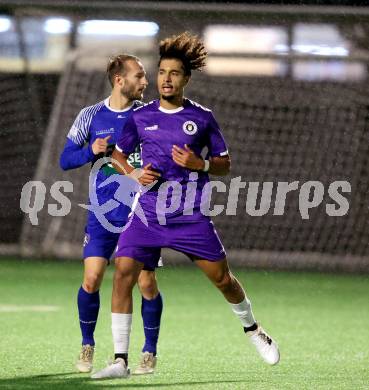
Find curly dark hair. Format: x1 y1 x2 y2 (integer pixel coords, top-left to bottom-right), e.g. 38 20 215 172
159 31 207 76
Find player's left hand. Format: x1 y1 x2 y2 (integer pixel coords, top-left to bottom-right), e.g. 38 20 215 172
172 144 205 171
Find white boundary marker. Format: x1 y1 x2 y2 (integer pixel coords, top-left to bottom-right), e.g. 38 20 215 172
0 305 60 312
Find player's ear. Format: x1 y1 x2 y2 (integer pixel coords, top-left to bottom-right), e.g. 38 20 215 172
183 75 190 86
114 74 124 87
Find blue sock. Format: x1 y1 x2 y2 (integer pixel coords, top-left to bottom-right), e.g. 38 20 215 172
141 292 163 355
77 286 100 346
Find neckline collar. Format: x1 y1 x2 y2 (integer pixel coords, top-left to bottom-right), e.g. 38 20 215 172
158 105 184 113
104 97 135 113
157 98 186 114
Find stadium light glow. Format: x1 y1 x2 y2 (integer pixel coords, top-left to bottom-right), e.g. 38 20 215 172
204 25 288 54
44 18 72 34
206 57 286 77
292 44 348 56
274 44 289 54
78 20 159 36
293 23 349 57
0 16 11 33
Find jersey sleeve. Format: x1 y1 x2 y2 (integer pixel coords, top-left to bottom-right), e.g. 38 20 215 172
116 114 140 155
67 108 90 146
59 108 94 170
59 138 94 170
206 112 229 157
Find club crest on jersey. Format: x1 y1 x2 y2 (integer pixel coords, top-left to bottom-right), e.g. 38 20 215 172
183 120 198 135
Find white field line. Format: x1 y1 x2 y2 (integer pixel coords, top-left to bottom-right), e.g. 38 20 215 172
0 305 60 312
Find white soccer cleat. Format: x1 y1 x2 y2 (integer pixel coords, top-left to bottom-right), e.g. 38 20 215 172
248 325 280 365
91 358 130 379
76 344 94 373
133 352 157 375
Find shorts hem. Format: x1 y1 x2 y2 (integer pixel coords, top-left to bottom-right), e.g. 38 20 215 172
178 249 226 262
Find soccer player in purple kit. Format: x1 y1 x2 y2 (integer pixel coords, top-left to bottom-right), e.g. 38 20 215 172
92 32 279 379
59 54 163 375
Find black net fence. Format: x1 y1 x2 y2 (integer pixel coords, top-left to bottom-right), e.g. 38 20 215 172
187 74 368 257
0 73 47 244
1 52 366 271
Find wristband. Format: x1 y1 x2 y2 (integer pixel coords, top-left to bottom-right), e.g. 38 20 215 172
202 159 210 172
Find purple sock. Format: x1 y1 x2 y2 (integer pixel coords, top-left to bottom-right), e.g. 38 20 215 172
77 286 100 346
141 292 163 355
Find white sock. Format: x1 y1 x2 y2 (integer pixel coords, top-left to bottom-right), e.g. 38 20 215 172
229 297 256 328
111 313 132 354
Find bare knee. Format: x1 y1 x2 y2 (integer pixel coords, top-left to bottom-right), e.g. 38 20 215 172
114 267 136 290
114 258 142 292
83 271 103 293
213 271 234 294
138 271 158 300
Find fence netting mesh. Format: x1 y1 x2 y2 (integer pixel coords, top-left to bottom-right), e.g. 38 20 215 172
18 53 368 269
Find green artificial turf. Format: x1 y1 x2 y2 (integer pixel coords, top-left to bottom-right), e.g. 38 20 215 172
0 258 368 389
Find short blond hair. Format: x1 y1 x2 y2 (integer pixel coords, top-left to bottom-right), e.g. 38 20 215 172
106 54 140 86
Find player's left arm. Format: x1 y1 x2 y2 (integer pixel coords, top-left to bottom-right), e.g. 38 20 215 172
172 144 230 176
207 155 230 176
113 113 161 185
172 110 231 176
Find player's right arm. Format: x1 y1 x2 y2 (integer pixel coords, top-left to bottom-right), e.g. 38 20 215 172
112 113 160 185
112 149 159 185
59 108 110 171
111 149 135 175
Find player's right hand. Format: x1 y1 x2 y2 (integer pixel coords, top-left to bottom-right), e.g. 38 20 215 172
92 135 111 155
131 163 161 186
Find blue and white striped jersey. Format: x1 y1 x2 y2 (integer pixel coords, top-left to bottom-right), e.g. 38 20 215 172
60 97 142 224
64 97 142 168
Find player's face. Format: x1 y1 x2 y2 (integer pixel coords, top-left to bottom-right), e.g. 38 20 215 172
157 58 189 101
119 60 148 101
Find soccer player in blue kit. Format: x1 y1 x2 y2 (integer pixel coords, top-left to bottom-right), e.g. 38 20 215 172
92 32 280 379
60 54 163 374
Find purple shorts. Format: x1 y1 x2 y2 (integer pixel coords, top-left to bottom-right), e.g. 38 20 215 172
115 215 226 269
82 221 156 271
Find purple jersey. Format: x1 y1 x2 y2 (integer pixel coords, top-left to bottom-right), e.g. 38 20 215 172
116 98 228 223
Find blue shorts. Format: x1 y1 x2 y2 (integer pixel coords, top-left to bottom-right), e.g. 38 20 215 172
83 223 120 262
83 221 159 271
115 214 226 270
